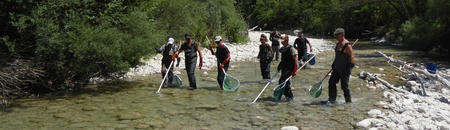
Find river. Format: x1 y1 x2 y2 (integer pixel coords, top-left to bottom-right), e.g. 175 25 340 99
0 50 384 129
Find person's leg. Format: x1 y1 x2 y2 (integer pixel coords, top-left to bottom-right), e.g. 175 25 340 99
217 63 224 89
278 70 290 99
265 60 271 79
273 45 279 61
328 70 340 102
284 79 293 100
186 57 197 89
161 62 168 86
340 73 351 103
168 62 174 83
259 60 266 79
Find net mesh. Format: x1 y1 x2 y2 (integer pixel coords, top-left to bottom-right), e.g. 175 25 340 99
273 83 286 101
168 75 182 88
309 82 323 98
223 75 240 92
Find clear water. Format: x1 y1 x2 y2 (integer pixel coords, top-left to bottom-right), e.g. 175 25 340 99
0 52 383 129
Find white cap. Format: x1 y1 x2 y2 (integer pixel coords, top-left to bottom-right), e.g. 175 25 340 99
214 36 222 42
167 38 174 44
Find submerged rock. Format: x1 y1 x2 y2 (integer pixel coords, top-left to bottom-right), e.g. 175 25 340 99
118 112 143 120
81 106 99 111
251 116 267 126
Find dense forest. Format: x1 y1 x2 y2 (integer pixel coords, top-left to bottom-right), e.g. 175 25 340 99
0 0 449 97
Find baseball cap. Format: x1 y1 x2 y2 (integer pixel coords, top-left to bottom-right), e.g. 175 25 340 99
214 36 222 42
167 38 174 44
334 28 345 36
185 33 191 39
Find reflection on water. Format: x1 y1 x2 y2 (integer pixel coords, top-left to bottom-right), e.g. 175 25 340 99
0 52 382 129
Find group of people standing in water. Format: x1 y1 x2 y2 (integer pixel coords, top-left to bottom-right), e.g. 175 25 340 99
156 28 354 104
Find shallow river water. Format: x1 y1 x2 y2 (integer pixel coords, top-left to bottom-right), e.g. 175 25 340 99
0 52 383 129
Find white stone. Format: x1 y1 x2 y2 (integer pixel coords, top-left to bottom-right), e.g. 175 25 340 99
406 81 417 87
378 68 384 71
368 109 383 118
369 86 376 89
375 101 387 107
368 128 378 130
357 119 372 128
281 126 299 130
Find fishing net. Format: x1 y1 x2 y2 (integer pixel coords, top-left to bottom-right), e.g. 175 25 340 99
223 74 240 92
309 82 323 98
273 83 286 101
168 75 182 88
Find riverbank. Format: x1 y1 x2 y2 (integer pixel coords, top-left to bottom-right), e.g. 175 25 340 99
352 42 450 129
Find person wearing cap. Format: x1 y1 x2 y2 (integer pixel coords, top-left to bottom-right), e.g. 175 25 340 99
155 38 180 86
270 27 282 61
257 34 273 82
325 28 355 104
277 34 298 101
208 36 231 89
293 32 313 66
172 33 203 89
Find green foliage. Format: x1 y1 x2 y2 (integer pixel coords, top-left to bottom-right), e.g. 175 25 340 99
11 0 163 88
146 0 248 44
1 0 247 91
237 0 449 54
399 0 450 53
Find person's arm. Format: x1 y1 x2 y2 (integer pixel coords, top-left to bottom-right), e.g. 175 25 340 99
209 44 215 55
220 52 231 69
269 33 274 41
172 47 183 61
293 39 299 50
196 43 203 69
306 39 312 52
292 54 298 77
155 44 165 53
269 45 273 53
344 43 355 66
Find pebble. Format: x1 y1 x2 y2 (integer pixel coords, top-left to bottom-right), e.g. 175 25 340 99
378 68 384 71
281 126 299 130
406 81 417 87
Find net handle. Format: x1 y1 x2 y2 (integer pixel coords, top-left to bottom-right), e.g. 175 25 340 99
156 61 174 94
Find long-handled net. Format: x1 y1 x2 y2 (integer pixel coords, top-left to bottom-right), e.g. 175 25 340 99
309 70 332 98
222 69 240 92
